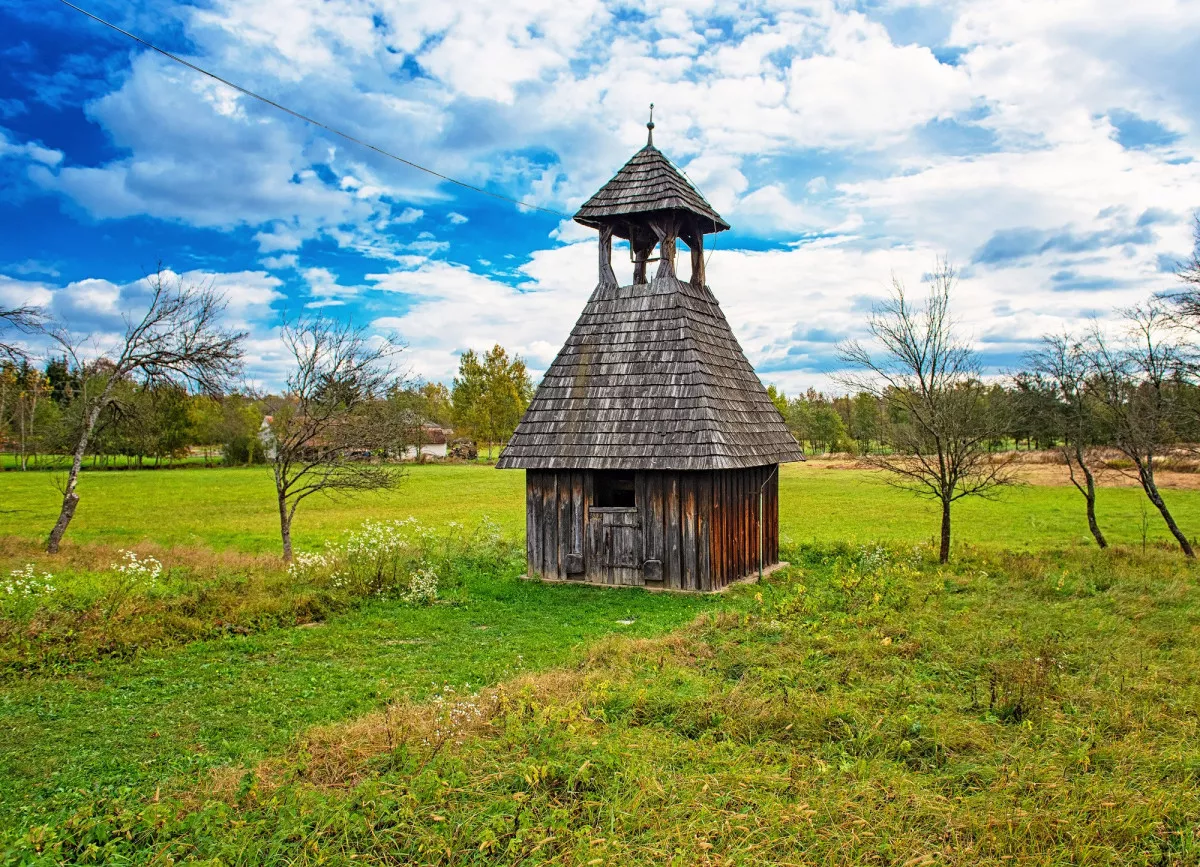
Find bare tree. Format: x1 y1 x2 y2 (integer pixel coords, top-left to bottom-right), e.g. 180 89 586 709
45 268 245 553
1 305 45 361
1086 303 1194 557
1162 214 1200 326
267 318 405 561
838 261 1015 563
1024 334 1108 548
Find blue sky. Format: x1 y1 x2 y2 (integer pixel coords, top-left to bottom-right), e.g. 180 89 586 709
2 0 1199 392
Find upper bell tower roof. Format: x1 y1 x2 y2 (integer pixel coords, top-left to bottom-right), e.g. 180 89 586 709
573 112 730 240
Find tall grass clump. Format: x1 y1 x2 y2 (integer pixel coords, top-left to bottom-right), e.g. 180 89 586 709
292 516 514 605
0 517 521 673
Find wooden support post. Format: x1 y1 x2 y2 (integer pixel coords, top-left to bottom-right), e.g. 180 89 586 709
656 234 676 281
598 225 617 289
633 243 649 284
690 233 705 289
651 215 678 282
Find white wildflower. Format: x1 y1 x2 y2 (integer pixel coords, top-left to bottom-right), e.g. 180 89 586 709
2 564 55 598
112 550 163 585
403 568 439 605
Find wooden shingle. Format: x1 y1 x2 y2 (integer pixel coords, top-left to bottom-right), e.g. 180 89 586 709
497 274 804 471
573 144 730 238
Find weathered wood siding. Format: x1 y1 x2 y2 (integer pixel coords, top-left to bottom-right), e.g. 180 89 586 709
526 466 779 592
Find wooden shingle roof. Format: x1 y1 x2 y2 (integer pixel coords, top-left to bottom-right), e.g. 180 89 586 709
573 144 730 237
496 275 804 471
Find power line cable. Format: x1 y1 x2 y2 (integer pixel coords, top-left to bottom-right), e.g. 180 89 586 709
54 0 572 220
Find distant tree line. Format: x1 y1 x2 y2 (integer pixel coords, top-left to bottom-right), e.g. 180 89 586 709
769 374 1200 460
0 359 265 470
0 346 529 470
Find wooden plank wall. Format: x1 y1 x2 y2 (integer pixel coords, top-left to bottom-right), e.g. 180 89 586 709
703 465 779 590
525 466 781 591
526 470 586 581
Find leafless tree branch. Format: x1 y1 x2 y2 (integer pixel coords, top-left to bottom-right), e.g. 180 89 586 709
267 316 407 560
837 259 1015 563
1084 302 1195 557
44 266 246 553
0 305 46 362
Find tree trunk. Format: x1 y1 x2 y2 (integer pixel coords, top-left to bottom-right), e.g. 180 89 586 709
47 399 108 554
1084 477 1107 550
277 485 293 562
1137 460 1194 557
1070 445 1107 549
939 496 951 564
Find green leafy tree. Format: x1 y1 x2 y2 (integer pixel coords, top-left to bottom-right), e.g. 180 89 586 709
218 394 266 466
452 345 533 460
766 385 788 417
851 392 881 454
783 397 812 452
187 396 224 466
808 404 847 454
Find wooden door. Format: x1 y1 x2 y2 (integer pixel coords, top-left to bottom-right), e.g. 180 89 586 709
587 508 643 586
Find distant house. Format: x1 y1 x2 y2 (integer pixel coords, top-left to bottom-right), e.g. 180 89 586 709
497 121 803 592
259 415 276 461
400 425 450 461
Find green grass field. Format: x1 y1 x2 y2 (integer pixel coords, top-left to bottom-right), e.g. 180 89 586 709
3 461 1200 554
1 463 1199 864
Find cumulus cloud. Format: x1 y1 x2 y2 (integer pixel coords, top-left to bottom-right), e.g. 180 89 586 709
3 0 1200 391
0 129 63 167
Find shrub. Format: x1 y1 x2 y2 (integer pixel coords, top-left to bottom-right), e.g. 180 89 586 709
291 515 516 606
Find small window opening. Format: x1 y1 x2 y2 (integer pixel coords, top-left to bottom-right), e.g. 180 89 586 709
594 471 636 508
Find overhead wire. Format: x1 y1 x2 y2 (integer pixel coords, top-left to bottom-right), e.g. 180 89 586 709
53 0 572 220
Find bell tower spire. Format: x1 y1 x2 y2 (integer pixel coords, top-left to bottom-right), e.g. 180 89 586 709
574 116 729 288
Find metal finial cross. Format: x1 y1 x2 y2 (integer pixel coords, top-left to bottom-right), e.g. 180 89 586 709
647 103 655 146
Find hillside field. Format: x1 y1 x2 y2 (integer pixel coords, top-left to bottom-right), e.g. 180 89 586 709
0 462 1197 864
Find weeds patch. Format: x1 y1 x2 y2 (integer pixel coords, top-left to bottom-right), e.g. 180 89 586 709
0 517 522 673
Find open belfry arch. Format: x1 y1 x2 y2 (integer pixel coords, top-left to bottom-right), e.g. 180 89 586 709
497 113 804 591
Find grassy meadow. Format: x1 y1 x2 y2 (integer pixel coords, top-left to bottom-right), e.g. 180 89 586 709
4 460 1200 552
0 461 1198 864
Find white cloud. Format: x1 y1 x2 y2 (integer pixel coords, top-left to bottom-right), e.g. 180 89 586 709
5 0 1200 394
261 253 299 270
0 274 55 310
0 129 63 167
302 266 362 306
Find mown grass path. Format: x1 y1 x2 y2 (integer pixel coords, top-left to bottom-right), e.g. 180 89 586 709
0 571 715 836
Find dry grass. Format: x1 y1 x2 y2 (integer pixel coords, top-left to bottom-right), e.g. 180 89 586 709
0 535 278 574
804 449 1200 489
204 632 712 801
